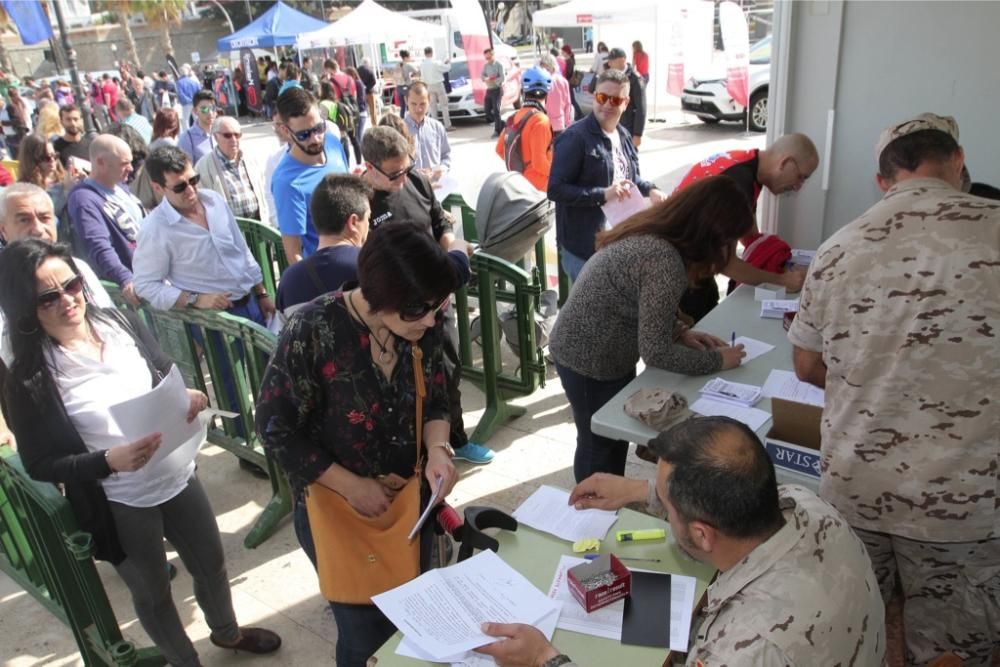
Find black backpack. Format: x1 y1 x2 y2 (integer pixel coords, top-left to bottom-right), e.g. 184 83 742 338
331 77 358 133
502 109 539 174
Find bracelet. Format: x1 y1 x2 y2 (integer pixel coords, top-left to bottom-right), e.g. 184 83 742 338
104 450 117 475
429 442 455 458
541 656 573 667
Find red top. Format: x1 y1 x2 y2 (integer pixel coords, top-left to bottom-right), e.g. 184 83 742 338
0 165 12 186
633 50 650 77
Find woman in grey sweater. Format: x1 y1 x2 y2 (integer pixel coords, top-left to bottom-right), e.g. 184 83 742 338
549 176 751 481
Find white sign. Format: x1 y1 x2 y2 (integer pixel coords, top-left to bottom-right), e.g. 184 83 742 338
191 51 201 64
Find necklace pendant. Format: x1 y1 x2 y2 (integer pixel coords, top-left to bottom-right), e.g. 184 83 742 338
379 348 393 364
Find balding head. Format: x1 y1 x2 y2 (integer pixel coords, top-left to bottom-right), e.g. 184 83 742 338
89 135 134 188
759 133 819 194
0 183 57 244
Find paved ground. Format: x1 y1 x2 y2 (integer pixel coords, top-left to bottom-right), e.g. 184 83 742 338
1 113 764 666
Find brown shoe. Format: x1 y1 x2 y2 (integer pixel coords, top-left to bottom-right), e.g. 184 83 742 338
210 627 282 654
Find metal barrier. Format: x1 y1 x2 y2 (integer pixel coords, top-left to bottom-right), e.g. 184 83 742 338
235 216 289 297
0 446 166 666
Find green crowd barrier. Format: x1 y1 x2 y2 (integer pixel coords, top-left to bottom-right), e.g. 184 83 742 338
235 217 289 298
0 446 166 666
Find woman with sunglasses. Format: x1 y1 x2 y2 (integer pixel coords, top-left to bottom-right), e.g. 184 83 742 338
0 239 282 667
256 223 461 667
17 134 83 243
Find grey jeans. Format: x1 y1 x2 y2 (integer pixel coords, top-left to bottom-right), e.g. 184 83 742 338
110 475 239 667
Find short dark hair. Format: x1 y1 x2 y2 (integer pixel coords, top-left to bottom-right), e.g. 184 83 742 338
323 58 336 70
283 63 300 80
878 129 960 181
276 87 317 120
649 416 784 539
358 223 460 315
145 145 190 186
363 125 410 165
407 81 428 98
59 103 80 117
424 47 433 56
193 90 215 106
311 174 373 236
399 49 410 59
158 70 167 78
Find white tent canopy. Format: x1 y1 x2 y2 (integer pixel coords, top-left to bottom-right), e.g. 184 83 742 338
532 0 661 27
296 0 443 49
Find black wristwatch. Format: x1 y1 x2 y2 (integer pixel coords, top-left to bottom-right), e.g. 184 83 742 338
541 656 573 667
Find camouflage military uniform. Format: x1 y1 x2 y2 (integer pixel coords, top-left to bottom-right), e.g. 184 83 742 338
788 175 1000 665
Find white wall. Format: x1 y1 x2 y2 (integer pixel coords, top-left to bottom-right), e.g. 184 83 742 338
774 1 1000 249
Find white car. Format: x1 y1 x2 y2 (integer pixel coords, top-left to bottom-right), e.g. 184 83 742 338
446 57 522 120
681 36 771 132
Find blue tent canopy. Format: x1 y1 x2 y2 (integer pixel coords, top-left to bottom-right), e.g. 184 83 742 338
216 1 329 52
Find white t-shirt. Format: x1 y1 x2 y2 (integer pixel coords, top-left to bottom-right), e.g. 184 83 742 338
51 320 194 507
604 128 628 183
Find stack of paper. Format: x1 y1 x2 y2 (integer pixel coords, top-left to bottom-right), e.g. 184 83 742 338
513 485 619 542
789 248 816 267
762 369 825 407
700 378 763 407
380 550 561 664
760 299 800 319
690 397 772 431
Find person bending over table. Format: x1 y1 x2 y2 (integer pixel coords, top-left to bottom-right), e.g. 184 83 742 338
475 416 886 667
548 176 749 482
0 239 282 667
255 223 460 667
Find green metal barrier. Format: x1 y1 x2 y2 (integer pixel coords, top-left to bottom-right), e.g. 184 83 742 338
235 217 290 296
0 446 166 666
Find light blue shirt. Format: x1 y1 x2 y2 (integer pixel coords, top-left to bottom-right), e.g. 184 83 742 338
270 132 347 258
132 188 263 310
122 112 152 144
178 123 214 165
404 114 451 171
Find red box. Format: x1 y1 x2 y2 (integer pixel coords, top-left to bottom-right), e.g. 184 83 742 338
567 554 632 613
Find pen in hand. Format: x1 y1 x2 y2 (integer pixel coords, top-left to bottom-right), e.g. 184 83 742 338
731 331 736 347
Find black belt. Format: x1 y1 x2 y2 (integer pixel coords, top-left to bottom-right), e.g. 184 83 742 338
230 293 252 308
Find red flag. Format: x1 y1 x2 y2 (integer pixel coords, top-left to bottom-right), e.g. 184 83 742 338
450 0 492 105
719 1 750 107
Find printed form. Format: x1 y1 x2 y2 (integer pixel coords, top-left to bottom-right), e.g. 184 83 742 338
513 485 619 542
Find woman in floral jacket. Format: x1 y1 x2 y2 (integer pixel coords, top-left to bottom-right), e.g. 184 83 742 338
256 223 461 667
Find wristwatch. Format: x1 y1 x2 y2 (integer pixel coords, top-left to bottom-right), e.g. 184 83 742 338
541 656 573 667
186 291 199 307
429 442 455 458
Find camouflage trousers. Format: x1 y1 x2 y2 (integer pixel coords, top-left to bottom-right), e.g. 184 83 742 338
855 527 1000 667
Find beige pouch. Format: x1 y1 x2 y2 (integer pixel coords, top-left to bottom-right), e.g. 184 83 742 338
623 389 689 430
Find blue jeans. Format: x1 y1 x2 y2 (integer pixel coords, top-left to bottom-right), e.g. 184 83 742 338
555 361 635 482
329 602 397 667
293 493 316 569
559 246 588 282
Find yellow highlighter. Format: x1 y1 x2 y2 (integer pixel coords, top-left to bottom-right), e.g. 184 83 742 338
616 528 666 543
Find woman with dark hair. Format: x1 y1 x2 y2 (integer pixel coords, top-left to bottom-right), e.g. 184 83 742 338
549 176 751 482
0 239 282 667
256 222 460 667
560 44 582 119
149 107 180 151
17 134 81 240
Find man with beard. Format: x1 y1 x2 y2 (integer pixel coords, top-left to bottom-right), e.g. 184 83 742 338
270 88 348 262
54 104 93 168
476 417 886 667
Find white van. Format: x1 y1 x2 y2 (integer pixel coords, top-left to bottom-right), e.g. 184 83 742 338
402 9 517 61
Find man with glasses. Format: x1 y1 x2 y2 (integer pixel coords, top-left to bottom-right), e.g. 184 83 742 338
548 69 667 282
178 90 217 165
68 135 146 306
361 126 493 465
195 116 269 223
270 88 348 263
671 133 817 321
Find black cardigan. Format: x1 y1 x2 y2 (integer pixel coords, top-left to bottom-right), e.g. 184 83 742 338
6 309 174 564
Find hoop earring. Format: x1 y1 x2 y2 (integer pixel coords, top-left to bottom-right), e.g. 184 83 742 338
16 317 39 335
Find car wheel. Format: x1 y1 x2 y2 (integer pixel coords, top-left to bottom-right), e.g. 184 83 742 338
698 116 720 124
749 90 768 132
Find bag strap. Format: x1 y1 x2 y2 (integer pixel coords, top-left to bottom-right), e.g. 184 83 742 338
412 345 425 467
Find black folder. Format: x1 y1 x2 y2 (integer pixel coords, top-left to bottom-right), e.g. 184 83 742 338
621 570 672 648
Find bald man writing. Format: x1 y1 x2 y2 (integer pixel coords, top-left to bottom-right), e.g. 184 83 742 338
674 133 818 321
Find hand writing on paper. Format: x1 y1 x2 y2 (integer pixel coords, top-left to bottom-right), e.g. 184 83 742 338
474 622 560 667
569 472 647 511
720 344 747 370
106 432 162 472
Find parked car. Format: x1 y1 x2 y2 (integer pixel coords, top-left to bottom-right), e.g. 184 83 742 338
681 36 771 132
446 56 522 120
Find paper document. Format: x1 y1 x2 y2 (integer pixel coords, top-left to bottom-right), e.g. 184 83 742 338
733 336 775 363
548 555 624 640
691 397 772 431
408 476 445 539
373 550 559 661
700 378 763 407
760 299 800 319
762 369 825 407
789 248 816 266
108 366 203 468
433 172 461 202
513 485 619 542
601 182 650 228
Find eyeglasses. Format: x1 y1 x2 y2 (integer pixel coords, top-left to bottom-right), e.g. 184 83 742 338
284 121 326 143
36 274 85 309
167 173 201 194
399 296 447 322
197 105 217 114
216 132 242 139
594 92 628 107
370 161 414 182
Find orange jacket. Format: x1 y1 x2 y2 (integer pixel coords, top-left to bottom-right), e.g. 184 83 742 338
495 105 553 192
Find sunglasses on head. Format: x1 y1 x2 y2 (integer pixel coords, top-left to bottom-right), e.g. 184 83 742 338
594 92 628 107
285 121 326 143
399 296 447 322
37 274 85 309
168 173 200 194
216 131 241 139
371 161 414 182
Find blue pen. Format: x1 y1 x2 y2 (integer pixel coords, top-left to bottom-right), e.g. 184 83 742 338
731 331 736 347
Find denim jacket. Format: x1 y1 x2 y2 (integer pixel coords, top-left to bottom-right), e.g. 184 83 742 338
547 113 654 260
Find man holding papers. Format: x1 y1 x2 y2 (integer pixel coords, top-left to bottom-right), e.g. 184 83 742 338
476 417 884 666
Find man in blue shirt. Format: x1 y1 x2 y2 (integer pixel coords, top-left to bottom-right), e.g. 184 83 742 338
176 64 202 128
270 87 348 263
178 90 217 165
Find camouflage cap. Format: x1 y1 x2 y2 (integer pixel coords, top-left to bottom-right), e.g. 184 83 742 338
875 112 960 164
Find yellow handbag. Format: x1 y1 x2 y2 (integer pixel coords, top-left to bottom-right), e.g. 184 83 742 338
305 346 426 604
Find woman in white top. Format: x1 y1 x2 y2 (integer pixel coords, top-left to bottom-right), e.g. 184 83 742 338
0 239 282 667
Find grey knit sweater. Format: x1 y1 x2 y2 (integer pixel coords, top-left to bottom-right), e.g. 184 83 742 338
549 234 723 380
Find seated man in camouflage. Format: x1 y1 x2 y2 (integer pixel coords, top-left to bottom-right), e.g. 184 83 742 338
476 416 886 667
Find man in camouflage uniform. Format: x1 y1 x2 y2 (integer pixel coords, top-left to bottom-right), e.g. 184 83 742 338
789 113 1000 666
475 417 885 667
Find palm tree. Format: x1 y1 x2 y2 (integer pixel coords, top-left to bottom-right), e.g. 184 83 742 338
93 1 142 68
94 0 188 69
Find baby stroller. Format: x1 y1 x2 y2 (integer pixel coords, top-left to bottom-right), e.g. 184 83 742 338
474 171 553 263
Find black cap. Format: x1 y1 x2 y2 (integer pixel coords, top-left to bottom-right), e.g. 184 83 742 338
608 47 627 60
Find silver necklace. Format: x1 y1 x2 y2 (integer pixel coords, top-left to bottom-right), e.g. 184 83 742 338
348 291 394 365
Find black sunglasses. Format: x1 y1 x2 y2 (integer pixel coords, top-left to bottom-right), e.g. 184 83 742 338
37 274 85 309
371 161 415 182
399 296 447 322
168 173 201 194
285 121 326 143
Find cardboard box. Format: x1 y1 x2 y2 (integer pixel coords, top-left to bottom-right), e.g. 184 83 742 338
755 283 787 300
567 554 631 613
764 398 823 479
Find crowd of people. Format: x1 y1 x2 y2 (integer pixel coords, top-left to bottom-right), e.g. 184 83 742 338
0 36 996 667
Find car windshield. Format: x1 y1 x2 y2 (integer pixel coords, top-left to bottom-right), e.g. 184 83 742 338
749 36 771 65
449 61 470 80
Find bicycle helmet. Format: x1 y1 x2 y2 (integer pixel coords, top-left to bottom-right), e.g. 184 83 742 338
521 66 552 95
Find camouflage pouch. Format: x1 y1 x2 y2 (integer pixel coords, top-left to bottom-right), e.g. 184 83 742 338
623 389 689 430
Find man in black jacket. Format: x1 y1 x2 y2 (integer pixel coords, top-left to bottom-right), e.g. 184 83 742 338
605 47 646 147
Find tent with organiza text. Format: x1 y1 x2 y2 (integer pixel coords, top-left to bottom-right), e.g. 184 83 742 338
216 0 329 52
